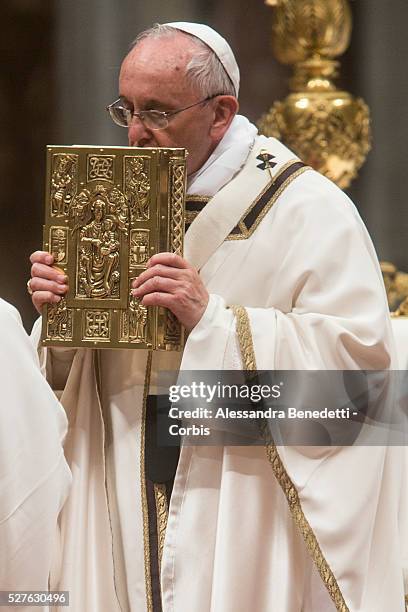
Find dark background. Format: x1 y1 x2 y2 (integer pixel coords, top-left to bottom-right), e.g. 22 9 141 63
1 0 407 329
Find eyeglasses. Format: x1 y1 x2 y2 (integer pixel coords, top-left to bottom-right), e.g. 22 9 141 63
106 94 222 130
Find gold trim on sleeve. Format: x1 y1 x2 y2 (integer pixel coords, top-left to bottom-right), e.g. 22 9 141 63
140 350 153 612
230 305 349 612
154 482 169 573
229 305 258 370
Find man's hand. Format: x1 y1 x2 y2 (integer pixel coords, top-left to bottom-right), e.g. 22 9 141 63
29 251 69 313
132 253 209 332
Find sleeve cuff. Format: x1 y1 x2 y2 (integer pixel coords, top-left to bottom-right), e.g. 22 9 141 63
181 294 235 370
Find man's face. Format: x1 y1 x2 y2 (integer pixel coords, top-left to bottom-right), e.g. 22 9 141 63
118 34 218 174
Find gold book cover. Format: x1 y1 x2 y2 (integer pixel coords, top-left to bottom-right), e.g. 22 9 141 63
41 145 186 350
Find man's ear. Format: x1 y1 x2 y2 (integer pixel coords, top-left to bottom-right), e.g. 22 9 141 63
209 95 239 142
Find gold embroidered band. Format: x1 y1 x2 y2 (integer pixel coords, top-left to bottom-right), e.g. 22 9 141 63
154 482 169 572
227 160 311 241
185 195 211 230
140 351 154 612
229 305 257 371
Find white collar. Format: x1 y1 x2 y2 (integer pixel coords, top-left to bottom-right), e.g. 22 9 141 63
187 114 258 196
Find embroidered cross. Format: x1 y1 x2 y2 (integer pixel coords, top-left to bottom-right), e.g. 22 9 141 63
256 150 277 172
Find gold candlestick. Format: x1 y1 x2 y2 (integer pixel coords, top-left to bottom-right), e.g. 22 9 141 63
259 0 371 189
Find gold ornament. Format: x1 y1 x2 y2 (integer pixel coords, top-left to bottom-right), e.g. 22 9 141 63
41 145 187 350
258 0 371 189
380 261 408 316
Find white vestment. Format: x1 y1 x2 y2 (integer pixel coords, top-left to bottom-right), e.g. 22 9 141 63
0 299 71 611
32 116 407 612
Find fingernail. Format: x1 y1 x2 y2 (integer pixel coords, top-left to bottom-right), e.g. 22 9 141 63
54 295 61 302
57 275 67 284
57 285 68 294
46 255 53 265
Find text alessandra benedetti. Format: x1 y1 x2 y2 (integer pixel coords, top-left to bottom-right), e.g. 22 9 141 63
168 407 353 420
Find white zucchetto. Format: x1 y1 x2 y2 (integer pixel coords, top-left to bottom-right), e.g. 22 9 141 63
165 22 240 96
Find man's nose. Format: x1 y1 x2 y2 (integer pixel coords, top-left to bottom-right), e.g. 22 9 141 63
127 116 152 147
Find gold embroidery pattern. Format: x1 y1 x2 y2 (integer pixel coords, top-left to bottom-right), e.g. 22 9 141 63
140 351 153 612
185 194 211 203
230 305 349 612
184 195 211 226
154 483 169 572
185 210 199 225
229 305 257 371
226 162 311 241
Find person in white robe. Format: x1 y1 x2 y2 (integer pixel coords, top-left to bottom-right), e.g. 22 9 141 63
0 298 71 610
28 22 407 612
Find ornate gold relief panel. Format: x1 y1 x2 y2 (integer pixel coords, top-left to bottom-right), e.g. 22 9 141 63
42 146 186 350
125 156 151 221
69 182 127 305
49 226 68 264
130 230 150 269
120 289 150 345
87 155 115 182
83 309 111 341
50 153 78 217
46 298 73 342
